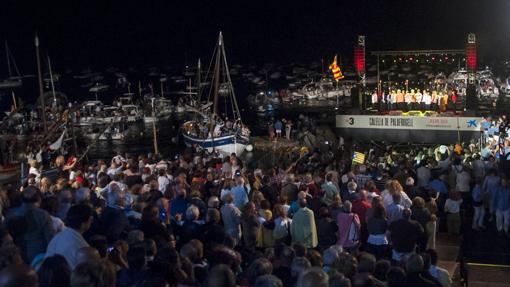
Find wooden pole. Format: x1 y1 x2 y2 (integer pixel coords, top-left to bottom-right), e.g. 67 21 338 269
35 34 47 132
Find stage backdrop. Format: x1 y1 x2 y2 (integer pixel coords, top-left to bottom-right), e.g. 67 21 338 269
336 115 483 143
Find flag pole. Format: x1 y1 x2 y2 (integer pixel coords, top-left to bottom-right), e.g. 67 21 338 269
35 34 48 132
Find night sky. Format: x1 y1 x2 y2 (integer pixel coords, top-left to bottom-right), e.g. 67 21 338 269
0 0 509 72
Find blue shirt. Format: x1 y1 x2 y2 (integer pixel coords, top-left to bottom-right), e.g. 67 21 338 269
231 185 248 208
492 185 510 211
274 121 283 131
428 179 448 195
170 198 188 217
472 184 483 202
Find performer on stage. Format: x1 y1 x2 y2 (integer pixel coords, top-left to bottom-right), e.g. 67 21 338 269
431 91 438 112
423 90 432 111
404 90 412 111
371 91 378 109
390 90 397 110
415 89 424 110
410 89 417 110
396 89 404 110
451 90 457 112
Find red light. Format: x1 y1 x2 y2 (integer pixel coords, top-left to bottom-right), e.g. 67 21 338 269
466 43 476 72
354 45 365 74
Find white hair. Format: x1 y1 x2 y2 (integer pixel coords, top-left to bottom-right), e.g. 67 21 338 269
186 205 200 221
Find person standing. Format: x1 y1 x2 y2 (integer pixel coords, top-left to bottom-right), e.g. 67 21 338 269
291 198 318 248
336 201 361 255
45 204 92 269
444 191 463 235
285 120 292 140
274 119 283 139
5 186 55 263
220 193 242 246
492 177 510 236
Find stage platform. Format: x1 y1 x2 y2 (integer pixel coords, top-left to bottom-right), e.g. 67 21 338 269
336 111 483 144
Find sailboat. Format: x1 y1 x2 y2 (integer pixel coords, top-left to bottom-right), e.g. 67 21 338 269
182 32 250 155
0 42 23 89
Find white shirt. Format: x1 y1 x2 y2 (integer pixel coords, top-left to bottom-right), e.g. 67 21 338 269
158 176 170 192
45 228 89 269
455 171 471 192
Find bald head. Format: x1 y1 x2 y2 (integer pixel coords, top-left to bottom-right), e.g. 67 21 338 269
0 264 38 287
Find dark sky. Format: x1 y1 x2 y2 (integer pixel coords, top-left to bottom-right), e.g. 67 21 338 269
0 0 509 71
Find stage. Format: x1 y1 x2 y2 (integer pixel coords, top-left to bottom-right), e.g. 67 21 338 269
336 112 483 144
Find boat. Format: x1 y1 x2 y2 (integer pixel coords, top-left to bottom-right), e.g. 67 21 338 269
0 42 23 89
181 32 250 156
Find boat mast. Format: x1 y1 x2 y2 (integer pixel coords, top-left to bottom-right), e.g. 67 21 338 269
35 34 48 132
212 32 222 118
47 55 57 107
197 58 201 103
5 41 11 78
219 33 242 124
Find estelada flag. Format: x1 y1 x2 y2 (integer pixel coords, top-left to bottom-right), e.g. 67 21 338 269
352 151 365 164
329 55 345 81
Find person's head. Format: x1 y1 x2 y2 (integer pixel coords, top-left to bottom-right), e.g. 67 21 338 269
246 258 273 285
0 264 38 287
66 204 93 233
186 205 200 221
358 189 368 200
128 230 145 245
391 191 402 204
141 205 159 221
386 266 406 287
206 264 236 287
22 186 41 205
342 200 352 213
405 253 424 274
291 257 311 278
347 181 357 192
323 247 340 267
38 255 71 287
357 252 376 274
293 243 307 257
412 196 425 209
405 177 415 186
296 267 329 287
71 259 116 287
206 208 221 224
373 259 391 282
319 206 331 219
254 275 283 287
307 249 323 268
334 252 358 279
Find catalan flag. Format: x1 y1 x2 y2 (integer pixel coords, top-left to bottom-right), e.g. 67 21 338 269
352 151 365 164
329 55 344 81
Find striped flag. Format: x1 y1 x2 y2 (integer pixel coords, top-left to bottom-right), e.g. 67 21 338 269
352 151 365 164
329 55 344 81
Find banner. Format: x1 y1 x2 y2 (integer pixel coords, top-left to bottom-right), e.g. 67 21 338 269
336 115 482 132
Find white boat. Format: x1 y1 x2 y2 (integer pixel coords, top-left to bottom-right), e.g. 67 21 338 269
181 32 250 156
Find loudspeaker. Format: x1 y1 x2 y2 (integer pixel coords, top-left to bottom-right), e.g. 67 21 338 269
351 87 360 109
465 85 478 110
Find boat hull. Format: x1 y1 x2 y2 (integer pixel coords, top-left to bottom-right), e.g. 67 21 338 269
182 133 249 155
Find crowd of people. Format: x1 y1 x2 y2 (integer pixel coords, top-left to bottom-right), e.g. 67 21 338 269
0 124 509 287
370 88 460 113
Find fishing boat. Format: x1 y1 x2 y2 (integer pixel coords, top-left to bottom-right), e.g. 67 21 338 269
181 32 250 155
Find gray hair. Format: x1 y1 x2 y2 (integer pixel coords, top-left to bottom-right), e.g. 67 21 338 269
347 181 357 191
186 205 200 221
323 247 340 266
342 200 352 213
291 257 311 277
